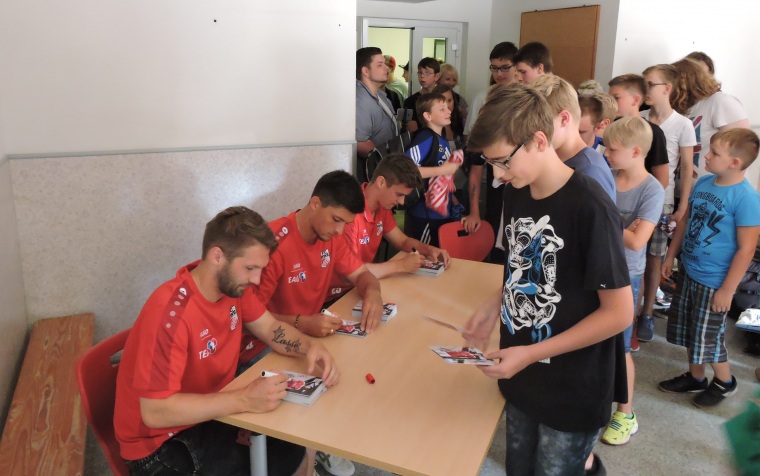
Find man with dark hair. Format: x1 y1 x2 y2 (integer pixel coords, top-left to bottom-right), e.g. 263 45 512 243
238 171 382 476
402 57 441 133
115 206 339 476
326 154 451 300
239 170 381 345
356 47 398 182
462 42 519 263
514 41 553 84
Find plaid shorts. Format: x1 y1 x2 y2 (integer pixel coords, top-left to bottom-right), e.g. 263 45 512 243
666 270 728 364
647 204 674 257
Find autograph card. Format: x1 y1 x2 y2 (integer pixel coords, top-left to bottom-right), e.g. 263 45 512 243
430 346 495 365
334 320 368 338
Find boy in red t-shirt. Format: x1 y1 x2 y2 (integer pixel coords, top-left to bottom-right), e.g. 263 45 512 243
114 207 339 476
326 154 451 300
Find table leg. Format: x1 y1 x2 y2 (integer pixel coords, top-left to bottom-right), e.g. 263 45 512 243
249 433 268 476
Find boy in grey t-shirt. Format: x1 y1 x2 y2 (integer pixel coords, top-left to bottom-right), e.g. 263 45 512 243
601 117 664 446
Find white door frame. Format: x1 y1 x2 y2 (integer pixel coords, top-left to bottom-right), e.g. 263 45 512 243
358 17 464 85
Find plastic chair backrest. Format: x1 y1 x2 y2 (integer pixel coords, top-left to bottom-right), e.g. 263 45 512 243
76 329 131 476
438 220 495 262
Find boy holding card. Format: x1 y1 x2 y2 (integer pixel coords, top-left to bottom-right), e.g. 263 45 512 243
465 83 631 475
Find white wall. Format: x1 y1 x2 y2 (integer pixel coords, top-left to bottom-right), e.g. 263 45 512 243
0 0 358 346
357 0 494 102
489 0 621 88
11 145 352 342
613 0 760 189
0 0 356 156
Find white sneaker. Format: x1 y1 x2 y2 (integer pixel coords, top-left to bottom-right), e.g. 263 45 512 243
315 452 355 476
737 309 760 327
656 286 664 300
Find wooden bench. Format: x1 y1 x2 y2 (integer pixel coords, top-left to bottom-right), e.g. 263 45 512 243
0 313 94 476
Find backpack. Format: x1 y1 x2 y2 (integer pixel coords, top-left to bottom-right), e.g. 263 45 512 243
363 131 414 183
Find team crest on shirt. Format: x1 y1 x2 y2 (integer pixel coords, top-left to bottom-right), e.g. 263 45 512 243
206 338 218 354
321 249 331 268
376 221 384 236
229 305 239 331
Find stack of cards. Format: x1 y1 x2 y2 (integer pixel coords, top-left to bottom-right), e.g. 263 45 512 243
335 320 368 338
351 302 398 322
282 371 327 406
414 260 445 277
430 346 495 365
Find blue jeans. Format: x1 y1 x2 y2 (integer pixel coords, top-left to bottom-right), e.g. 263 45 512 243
624 274 643 352
505 403 599 476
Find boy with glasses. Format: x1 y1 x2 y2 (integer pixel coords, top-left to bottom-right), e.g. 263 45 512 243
403 57 440 133
465 83 631 476
462 42 518 244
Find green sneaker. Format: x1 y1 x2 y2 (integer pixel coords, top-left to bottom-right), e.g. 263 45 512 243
601 411 638 445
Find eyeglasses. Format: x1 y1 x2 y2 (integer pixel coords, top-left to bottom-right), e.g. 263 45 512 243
489 64 514 73
646 81 667 89
417 70 435 77
481 143 523 170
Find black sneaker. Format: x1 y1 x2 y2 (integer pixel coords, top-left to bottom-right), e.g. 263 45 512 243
585 453 607 476
658 372 709 393
693 376 738 408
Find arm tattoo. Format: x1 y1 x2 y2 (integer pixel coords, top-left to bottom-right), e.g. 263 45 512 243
272 326 305 355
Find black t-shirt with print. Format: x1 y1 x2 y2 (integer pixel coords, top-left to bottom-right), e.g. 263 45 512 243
497 172 629 433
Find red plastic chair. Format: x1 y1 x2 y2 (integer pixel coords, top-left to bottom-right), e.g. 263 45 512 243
76 329 131 476
438 220 495 262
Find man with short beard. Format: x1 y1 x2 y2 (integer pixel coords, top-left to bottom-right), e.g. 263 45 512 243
356 46 397 182
114 206 338 476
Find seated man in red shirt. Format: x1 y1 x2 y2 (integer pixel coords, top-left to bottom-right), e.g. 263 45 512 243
239 170 383 476
114 206 339 476
326 153 451 301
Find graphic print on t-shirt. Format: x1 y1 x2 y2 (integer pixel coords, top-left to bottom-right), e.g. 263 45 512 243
501 216 564 343
683 197 723 254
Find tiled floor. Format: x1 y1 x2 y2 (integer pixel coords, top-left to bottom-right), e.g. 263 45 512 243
87 317 759 475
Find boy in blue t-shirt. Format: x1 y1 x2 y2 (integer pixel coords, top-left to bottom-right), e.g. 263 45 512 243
404 92 462 246
660 128 760 408
465 83 631 475
601 117 665 446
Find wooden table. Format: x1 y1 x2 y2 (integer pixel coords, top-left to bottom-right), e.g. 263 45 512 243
220 258 506 476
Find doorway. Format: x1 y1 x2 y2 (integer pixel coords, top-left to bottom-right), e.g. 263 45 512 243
359 18 463 97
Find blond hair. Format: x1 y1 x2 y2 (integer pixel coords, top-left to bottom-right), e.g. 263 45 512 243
603 116 653 156
577 79 603 97
467 83 554 151
440 63 458 80
711 128 760 170
531 74 581 124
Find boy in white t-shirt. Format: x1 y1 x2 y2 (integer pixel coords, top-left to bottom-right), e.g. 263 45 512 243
635 64 698 344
